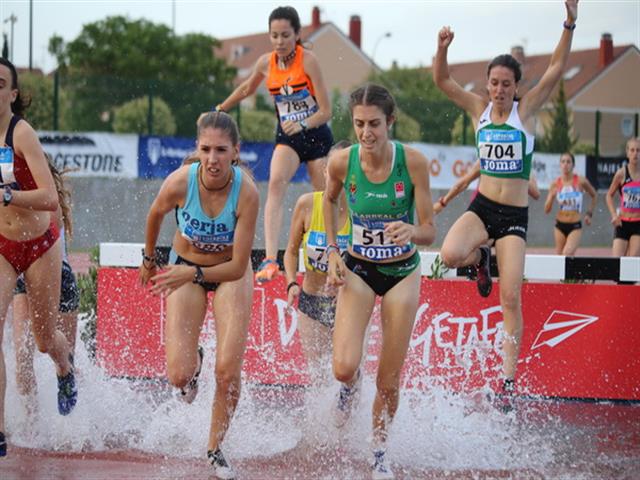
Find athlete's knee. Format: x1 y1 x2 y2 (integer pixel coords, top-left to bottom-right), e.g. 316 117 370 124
267 176 290 195
215 358 241 389
439 244 464 268
500 288 521 312
33 332 54 354
166 362 193 389
333 358 359 384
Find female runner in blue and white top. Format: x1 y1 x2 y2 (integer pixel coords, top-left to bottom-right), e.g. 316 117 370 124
140 111 258 479
433 0 579 409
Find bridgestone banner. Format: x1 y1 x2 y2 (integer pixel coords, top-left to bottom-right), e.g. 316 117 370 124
39 131 138 178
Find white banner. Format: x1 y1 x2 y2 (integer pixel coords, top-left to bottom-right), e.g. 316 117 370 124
531 152 586 190
409 143 478 190
39 131 138 178
409 142 585 191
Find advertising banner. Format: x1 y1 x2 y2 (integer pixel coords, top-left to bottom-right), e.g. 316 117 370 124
97 270 640 400
585 155 626 191
409 143 584 190
39 131 138 178
137 136 308 182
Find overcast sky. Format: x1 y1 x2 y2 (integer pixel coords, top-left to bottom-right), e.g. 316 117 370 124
2 0 639 74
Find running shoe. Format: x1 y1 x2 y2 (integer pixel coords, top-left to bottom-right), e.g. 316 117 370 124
0 431 6 457
208 448 236 480
57 354 77 416
180 346 204 404
494 378 516 414
371 449 395 480
475 245 492 298
333 369 362 428
255 257 280 284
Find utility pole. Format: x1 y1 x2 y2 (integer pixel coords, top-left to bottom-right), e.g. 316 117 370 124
29 0 33 70
3 13 17 62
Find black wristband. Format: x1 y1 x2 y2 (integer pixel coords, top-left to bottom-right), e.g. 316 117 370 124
287 281 300 293
563 21 576 31
193 265 204 284
141 248 156 264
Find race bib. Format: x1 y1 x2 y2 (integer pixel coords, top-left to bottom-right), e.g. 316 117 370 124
622 185 640 211
0 146 16 186
478 129 523 174
306 231 349 273
557 189 583 213
275 89 318 124
351 215 410 261
181 227 234 253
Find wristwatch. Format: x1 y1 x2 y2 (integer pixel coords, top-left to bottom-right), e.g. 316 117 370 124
2 186 12 207
193 265 204 284
299 119 308 131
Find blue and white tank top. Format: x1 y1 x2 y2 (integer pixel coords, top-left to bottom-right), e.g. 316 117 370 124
176 163 242 253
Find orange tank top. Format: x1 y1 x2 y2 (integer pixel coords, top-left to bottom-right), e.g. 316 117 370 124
265 45 319 124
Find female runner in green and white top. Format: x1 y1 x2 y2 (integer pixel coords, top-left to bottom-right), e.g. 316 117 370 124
433 0 579 409
324 84 435 480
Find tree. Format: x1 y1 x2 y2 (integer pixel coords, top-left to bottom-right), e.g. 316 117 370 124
19 72 69 131
112 96 177 135
330 89 354 143
450 112 475 145
370 66 462 144
49 16 236 135
394 110 421 142
537 80 578 153
238 110 277 142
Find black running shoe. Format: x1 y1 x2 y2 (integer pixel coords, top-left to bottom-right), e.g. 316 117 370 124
476 245 492 298
57 354 77 416
0 431 6 457
494 378 515 413
180 346 204 404
208 448 236 479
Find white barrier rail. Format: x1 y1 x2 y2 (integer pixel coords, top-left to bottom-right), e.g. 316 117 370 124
100 243 640 283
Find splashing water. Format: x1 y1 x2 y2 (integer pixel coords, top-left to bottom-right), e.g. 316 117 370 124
3 312 639 479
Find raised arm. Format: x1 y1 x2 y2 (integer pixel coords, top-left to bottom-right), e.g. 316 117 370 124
519 0 578 121
217 54 269 112
432 26 486 122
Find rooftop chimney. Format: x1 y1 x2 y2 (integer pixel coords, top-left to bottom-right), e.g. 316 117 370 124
599 33 614 67
349 15 361 49
311 6 321 29
510 45 525 66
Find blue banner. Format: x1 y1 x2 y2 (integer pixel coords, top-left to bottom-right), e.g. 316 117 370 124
138 136 309 182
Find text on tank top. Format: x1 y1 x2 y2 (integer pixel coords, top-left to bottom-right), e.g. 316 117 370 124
555 174 583 213
266 45 318 124
303 191 350 273
345 142 415 261
1 116 37 190
176 163 242 252
476 101 534 180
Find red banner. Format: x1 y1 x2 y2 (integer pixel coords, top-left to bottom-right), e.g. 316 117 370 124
97 268 640 400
